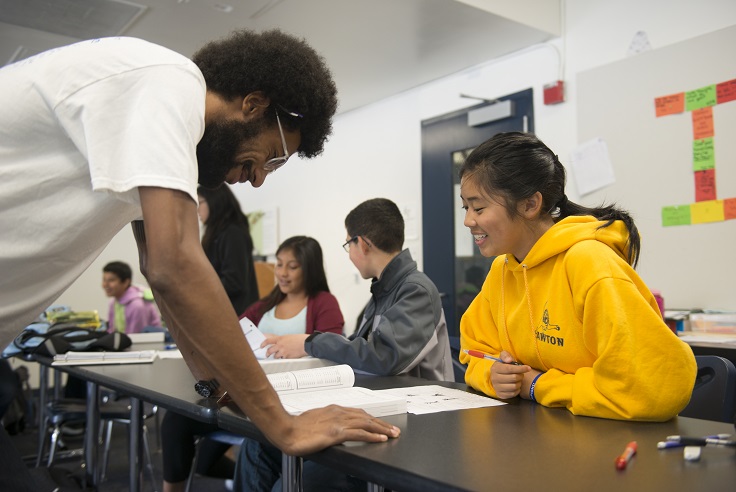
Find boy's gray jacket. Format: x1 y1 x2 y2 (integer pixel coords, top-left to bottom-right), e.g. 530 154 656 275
306 249 454 382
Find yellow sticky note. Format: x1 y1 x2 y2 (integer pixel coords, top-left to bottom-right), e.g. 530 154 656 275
690 200 724 224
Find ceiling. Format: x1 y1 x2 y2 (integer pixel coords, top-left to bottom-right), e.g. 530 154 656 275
0 0 558 113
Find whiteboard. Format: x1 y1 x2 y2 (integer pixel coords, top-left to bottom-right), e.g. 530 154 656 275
576 26 736 310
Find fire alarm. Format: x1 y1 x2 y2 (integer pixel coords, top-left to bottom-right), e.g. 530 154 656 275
543 80 565 105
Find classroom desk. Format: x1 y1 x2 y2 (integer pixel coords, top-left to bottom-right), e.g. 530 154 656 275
34 354 217 492
686 340 736 367
219 376 736 492
36 355 736 492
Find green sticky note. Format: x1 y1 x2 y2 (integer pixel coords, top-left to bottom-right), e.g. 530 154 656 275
693 138 715 171
662 205 691 226
685 85 717 111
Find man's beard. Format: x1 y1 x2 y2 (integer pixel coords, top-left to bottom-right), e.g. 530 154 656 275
196 117 265 189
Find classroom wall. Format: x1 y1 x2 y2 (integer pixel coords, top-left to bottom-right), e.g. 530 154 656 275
56 0 736 334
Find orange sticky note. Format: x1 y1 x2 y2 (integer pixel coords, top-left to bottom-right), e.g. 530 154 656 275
717 79 736 104
725 198 736 220
692 107 714 140
694 169 716 202
691 200 724 224
655 93 684 117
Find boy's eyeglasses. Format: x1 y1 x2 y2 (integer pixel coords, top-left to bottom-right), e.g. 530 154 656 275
342 236 359 253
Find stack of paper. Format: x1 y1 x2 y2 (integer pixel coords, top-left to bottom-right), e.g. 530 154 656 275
52 350 156 366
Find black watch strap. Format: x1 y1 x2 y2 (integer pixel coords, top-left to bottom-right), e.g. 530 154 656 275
194 378 219 398
305 331 322 343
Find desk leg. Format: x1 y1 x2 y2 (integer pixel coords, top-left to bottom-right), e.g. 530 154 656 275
84 381 99 487
282 454 303 492
129 397 143 492
35 364 49 467
53 369 63 400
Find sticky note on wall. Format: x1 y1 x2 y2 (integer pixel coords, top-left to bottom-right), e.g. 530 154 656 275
692 106 714 140
691 200 724 224
693 138 715 171
685 85 717 111
654 93 684 117
662 205 692 226
694 169 717 202
716 79 736 104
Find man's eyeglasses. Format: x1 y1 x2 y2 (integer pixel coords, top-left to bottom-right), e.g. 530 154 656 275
342 236 359 253
263 107 303 173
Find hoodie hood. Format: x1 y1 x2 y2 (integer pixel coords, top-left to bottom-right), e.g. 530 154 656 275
508 215 630 270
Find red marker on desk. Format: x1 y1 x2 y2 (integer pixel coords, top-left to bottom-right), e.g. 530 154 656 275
615 441 637 470
463 349 523 365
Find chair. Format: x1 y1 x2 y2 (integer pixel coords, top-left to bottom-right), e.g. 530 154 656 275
37 396 158 490
679 355 736 423
99 399 159 486
185 430 245 492
448 336 467 384
254 261 276 298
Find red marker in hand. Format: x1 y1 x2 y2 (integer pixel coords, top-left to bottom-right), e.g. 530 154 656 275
615 441 637 470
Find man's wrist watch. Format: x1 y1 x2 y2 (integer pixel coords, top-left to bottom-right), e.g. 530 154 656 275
194 378 220 398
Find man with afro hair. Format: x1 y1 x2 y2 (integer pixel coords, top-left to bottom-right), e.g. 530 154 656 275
0 29 399 490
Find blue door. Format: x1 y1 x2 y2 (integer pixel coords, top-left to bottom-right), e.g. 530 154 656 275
421 89 534 366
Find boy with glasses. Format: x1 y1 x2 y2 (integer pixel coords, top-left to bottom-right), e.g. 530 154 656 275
236 197 453 492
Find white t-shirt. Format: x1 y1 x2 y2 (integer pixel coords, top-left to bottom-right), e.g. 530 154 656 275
0 37 206 348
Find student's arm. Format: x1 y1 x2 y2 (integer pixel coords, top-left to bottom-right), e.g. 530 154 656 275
459 281 509 399
133 187 399 453
305 281 439 376
534 276 697 421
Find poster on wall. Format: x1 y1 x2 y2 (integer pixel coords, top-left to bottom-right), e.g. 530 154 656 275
248 207 279 257
655 77 736 226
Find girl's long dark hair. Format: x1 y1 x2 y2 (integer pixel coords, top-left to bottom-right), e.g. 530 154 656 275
198 184 250 253
256 236 331 315
459 132 640 267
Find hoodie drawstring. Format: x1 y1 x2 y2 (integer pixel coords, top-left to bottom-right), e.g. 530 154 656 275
501 259 548 371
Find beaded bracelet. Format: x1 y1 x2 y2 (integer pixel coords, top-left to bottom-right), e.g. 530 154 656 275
529 373 543 402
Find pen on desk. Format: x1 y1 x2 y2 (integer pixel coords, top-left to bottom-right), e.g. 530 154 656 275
666 434 730 441
662 436 736 447
615 441 637 470
164 344 177 350
462 349 523 365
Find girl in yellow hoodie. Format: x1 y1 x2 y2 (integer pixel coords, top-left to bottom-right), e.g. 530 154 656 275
459 132 696 421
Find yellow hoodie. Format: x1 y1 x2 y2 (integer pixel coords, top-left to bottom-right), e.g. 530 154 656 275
460 216 696 421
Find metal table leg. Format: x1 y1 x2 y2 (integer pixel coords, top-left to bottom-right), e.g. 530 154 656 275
282 454 303 492
35 364 49 467
84 381 99 486
129 397 143 492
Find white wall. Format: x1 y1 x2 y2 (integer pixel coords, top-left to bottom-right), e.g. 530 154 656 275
56 0 736 332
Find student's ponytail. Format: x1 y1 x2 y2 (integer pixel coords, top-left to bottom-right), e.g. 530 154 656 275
460 132 641 268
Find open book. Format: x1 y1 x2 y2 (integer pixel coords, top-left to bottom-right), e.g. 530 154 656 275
267 365 407 418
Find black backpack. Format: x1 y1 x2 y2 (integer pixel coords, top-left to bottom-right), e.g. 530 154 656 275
11 324 132 358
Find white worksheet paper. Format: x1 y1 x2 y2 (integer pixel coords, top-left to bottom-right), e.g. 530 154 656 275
376 385 506 415
240 316 274 359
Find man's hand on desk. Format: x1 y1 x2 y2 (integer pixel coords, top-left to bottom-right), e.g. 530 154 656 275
272 405 401 456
